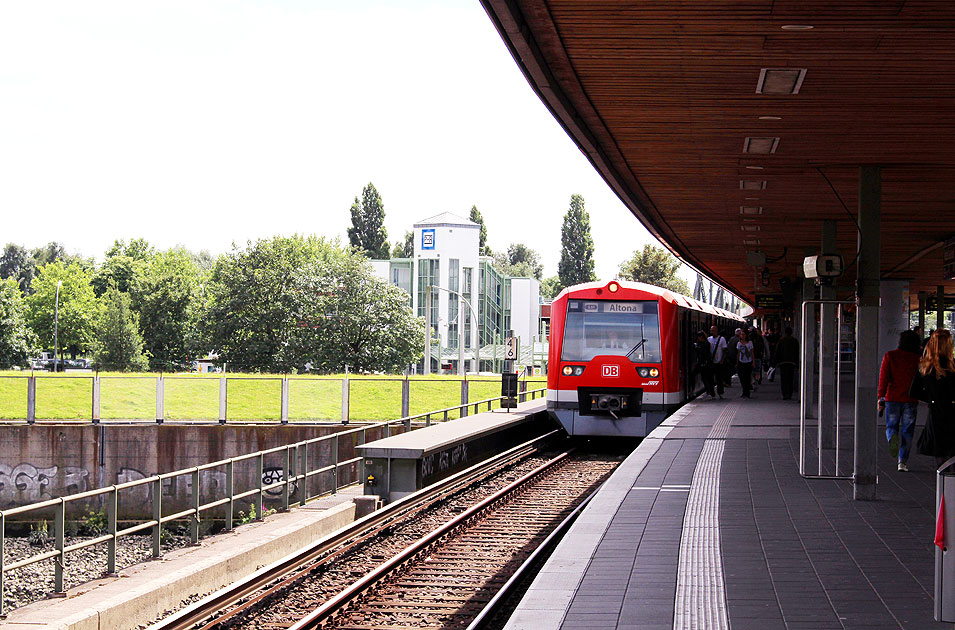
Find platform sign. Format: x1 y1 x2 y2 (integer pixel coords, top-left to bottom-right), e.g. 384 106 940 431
504 336 519 361
754 293 785 310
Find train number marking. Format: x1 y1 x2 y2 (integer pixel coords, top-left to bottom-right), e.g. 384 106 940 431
644 380 659 386
602 365 619 377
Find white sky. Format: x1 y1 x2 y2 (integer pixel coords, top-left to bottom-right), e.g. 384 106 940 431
0 1 678 283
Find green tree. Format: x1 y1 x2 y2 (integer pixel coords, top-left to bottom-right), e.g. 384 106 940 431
0 244 35 292
91 286 149 371
540 275 563 299
199 235 422 373
347 182 389 259
558 194 596 287
25 261 99 357
492 243 543 280
469 205 491 255
391 231 414 258
0 278 36 368
618 244 691 295
92 239 153 296
132 248 203 371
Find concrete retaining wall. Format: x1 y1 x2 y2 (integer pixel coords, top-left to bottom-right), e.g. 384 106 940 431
0 423 401 519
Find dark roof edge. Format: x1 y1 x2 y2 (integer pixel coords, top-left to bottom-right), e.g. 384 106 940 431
478 0 745 301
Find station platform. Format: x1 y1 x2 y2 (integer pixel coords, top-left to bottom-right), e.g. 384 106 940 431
506 391 946 630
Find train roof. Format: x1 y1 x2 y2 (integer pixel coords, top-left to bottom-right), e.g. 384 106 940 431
555 280 745 322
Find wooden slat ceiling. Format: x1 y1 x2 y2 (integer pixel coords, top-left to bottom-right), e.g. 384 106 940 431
481 0 955 307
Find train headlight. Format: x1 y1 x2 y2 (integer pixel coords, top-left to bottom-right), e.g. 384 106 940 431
562 365 585 376
563 365 574 376
574 366 585 376
608 281 619 293
637 367 650 377
649 368 659 377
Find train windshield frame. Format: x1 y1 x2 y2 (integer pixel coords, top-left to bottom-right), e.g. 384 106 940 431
560 299 662 364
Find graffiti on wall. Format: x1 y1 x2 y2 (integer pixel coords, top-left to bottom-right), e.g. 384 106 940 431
420 443 468 480
0 463 90 508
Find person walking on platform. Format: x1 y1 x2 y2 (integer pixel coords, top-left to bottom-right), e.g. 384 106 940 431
878 330 922 472
695 331 717 399
910 329 955 469
774 327 799 400
736 329 754 398
751 327 767 388
723 328 740 388
707 325 727 399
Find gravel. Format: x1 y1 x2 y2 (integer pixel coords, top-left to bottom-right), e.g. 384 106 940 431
2 532 190 614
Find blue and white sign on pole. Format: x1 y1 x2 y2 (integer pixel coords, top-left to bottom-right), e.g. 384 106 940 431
421 229 435 250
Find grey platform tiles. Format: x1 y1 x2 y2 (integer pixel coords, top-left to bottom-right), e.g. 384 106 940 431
506 393 947 629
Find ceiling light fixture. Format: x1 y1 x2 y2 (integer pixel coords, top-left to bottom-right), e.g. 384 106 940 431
740 206 764 215
741 225 761 232
781 25 814 31
745 165 765 170
740 180 767 190
756 68 807 94
743 239 761 246
759 116 782 120
744 137 780 154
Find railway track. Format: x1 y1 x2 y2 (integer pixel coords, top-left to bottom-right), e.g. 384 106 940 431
149 435 617 630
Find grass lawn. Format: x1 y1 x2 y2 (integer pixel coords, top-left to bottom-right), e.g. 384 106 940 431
0 372 547 422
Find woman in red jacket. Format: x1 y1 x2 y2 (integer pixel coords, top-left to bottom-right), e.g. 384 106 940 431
878 330 922 471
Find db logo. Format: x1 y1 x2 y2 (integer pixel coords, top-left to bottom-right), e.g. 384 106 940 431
602 365 619 377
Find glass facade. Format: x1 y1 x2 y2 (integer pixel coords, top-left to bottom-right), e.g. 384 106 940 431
417 258 439 333
478 261 505 347
463 267 472 349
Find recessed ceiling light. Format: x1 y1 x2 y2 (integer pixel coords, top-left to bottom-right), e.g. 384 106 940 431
743 239 761 246
744 137 780 154
781 25 814 31
740 180 767 190
756 68 807 95
741 225 761 232
740 206 763 215
745 197 760 200
758 116 782 120
745 165 765 170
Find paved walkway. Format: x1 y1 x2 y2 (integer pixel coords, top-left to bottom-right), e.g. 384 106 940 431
506 387 947 629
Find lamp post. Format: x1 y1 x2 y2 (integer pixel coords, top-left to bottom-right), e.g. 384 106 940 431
433 286 480 375
54 280 63 373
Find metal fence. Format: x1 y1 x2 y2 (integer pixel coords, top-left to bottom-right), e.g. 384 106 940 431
0 374 546 423
0 387 546 612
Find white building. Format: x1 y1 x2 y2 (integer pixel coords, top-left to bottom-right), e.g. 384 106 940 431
372 212 542 373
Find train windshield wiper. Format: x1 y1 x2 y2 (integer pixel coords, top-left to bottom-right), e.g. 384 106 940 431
626 338 647 359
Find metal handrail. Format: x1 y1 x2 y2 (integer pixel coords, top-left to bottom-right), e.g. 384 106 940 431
0 388 545 611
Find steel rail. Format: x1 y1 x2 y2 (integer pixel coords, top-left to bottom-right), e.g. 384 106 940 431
287 450 574 630
148 429 561 630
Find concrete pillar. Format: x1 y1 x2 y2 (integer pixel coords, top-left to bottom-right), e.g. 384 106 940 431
818 221 838 448
918 291 927 335
460 380 469 417
854 166 881 501
27 375 36 424
938 285 946 331
341 378 350 424
155 376 164 424
280 377 289 424
401 378 410 417
218 377 227 424
879 280 910 360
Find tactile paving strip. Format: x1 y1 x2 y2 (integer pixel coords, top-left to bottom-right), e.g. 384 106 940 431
672 404 737 629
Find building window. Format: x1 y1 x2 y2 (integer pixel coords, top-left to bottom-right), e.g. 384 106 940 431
417 258 439 332
463 267 472 295
449 259 459 293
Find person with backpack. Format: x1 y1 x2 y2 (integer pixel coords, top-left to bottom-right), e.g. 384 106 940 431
707 325 727 399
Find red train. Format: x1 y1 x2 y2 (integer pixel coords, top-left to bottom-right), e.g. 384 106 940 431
547 280 745 437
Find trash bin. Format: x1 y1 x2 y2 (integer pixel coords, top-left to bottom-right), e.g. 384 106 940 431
935 455 955 622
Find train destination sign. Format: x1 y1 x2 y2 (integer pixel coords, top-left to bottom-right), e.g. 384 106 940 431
572 300 655 314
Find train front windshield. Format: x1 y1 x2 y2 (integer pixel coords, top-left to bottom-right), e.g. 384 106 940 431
560 299 662 363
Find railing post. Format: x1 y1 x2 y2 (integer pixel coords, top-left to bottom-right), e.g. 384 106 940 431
226 460 234 531
27 376 36 424
152 477 162 557
332 434 339 493
519 379 527 403
1 511 6 618
54 499 65 595
426 413 431 428
191 467 200 545
282 446 291 512
106 486 117 575
281 377 289 424
358 430 366 486
300 443 309 506
155 376 164 424
460 380 469 417
341 378 350 425
401 378 410 418
219 377 228 424
92 375 101 424
256 454 264 521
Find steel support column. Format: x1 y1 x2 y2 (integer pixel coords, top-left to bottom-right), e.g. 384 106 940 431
854 166 881 501
918 291 927 334
818 221 838 448
938 285 946 330
800 247 817 419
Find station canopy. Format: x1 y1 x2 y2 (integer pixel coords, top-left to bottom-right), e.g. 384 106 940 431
480 1 955 307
